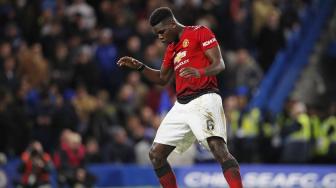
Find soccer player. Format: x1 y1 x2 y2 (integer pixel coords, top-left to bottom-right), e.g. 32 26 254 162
117 7 243 188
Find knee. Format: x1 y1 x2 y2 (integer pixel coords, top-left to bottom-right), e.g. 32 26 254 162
149 147 166 167
207 137 232 161
212 146 232 162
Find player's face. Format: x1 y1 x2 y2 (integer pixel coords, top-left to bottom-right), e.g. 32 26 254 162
152 22 176 44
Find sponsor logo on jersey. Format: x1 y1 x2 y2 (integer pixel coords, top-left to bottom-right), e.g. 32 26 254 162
182 39 189 48
174 51 187 64
202 38 216 47
175 59 189 70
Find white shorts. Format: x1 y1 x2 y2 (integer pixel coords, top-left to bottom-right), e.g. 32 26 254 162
153 93 227 153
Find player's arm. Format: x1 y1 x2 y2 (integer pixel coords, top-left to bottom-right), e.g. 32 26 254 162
179 45 225 78
202 45 226 75
141 61 173 86
117 56 173 86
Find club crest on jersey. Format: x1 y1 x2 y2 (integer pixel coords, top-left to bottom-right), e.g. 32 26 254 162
174 51 187 64
182 39 189 48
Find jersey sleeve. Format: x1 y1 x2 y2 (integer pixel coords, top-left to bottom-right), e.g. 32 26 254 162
162 45 174 69
197 26 219 52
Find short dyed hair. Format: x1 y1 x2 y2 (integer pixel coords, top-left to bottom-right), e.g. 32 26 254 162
149 7 174 26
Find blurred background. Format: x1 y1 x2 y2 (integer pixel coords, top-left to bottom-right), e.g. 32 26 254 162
0 0 335 187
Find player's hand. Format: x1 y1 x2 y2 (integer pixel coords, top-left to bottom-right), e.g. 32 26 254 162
179 67 201 78
117 56 143 70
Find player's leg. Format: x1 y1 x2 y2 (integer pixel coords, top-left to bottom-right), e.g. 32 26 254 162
149 143 177 188
150 102 193 188
186 93 243 187
207 136 243 188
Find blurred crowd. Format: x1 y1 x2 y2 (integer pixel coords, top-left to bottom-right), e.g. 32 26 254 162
0 0 335 187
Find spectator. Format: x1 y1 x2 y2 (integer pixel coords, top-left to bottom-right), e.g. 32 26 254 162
139 105 155 128
84 137 103 164
143 43 162 69
96 0 114 28
0 56 19 94
102 126 135 163
85 90 119 144
72 84 98 134
252 0 276 36
65 0 96 30
125 116 153 165
126 71 149 107
40 19 64 59
0 88 11 154
17 43 50 89
0 42 12 67
52 92 79 143
71 167 96 188
8 79 33 156
223 95 240 153
49 42 73 91
72 46 100 94
226 6 253 50
4 23 23 49
115 83 138 122
32 86 57 152
53 130 88 188
126 114 153 143
145 85 165 113
121 35 144 62
135 19 156 48
280 101 312 163
16 141 53 188
95 28 119 94
231 48 263 96
257 9 285 72
111 9 134 48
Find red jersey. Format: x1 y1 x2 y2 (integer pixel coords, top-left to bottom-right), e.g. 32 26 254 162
162 26 220 101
